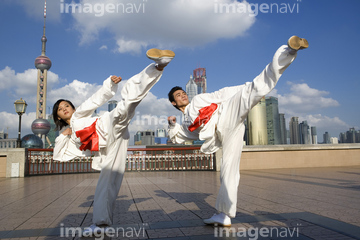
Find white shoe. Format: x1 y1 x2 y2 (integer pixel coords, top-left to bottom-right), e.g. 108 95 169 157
203 212 231 227
82 224 108 237
146 48 175 70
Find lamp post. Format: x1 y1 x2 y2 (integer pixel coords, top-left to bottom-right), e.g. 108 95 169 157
14 98 27 148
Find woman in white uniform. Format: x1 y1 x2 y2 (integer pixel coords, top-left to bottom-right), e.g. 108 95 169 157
167 36 308 226
52 48 175 235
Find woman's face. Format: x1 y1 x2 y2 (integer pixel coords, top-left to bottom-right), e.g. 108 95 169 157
57 101 75 123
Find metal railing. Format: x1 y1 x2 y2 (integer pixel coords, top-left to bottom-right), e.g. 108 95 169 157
26 147 214 175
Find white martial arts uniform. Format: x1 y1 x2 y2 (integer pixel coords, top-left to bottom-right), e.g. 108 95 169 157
168 46 297 218
53 63 163 225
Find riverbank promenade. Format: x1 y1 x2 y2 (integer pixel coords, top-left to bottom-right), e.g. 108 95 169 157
0 166 359 239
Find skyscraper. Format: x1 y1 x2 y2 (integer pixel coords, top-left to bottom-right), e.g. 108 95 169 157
46 114 58 148
193 68 207 94
266 97 281 145
156 129 166 138
185 75 198 102
247 97 268 145
134 131 142 145
299 121 311 144
346 128 356 143
279 113 287 144
289 117 300 144
311 126 317 144
108 100 117 112
323 132 331 144
34 1 51 120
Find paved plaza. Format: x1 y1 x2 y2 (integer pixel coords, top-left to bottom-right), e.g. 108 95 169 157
0 166 359 239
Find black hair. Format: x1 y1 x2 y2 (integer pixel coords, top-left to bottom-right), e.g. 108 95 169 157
52 99 75 130
168 86 184 110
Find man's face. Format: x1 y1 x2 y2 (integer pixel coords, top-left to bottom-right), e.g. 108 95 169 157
172 90 189 109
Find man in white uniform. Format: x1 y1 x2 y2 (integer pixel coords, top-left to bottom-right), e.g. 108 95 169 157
167 36 308 226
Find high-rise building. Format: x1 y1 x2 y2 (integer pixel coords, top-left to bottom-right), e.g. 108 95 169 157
299 121 312 144
134 131 142 145
247 97 268 145
279 113 287 144
323 132 331 144
346 128 356 143
141 130 155 145
289 117 300 144
266 97 281 145
311 126 317 144
185 75 198 102
339 132 346 143
193 68 207 94
156 129 166 138
0 130 8 139
46 115 58 148
356 130 360 143
34 1 51 120
108 100 117 112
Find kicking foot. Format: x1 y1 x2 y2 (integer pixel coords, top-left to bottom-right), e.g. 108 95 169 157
287 36 309 51
203 212 231 227
146 48 175 71
82 224 109 237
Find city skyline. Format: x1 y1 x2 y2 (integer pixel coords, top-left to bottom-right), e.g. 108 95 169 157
0 0 359 144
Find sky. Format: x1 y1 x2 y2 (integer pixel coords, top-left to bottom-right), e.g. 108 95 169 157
0 0 359 144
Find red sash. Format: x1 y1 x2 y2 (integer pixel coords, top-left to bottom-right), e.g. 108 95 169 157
75 119 99 151
188 103 217 132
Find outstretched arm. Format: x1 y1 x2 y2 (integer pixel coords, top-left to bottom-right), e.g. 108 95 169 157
74 76 120 119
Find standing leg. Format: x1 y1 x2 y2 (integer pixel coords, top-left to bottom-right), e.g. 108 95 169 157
215 124 245 218
92 63 163 226
91 51 174 228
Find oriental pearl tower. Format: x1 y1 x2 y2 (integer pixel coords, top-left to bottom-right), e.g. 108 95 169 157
32 1 51 147
34 0 51 120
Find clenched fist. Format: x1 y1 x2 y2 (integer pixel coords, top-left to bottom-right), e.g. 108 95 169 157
111 75 122 84
168 116 176 125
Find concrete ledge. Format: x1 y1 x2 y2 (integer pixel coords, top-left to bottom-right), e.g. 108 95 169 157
241 144 360 170
215 144 360 171
242 143 360 151
0 148 27 177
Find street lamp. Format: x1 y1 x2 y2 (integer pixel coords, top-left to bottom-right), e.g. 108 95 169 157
14 98 27 148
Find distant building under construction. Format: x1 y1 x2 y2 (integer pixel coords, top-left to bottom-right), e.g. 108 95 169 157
185 67 207 102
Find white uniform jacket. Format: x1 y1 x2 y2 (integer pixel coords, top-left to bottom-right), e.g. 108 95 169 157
53 77 117 167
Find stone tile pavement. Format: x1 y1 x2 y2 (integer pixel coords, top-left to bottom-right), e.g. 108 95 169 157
0 166 359 239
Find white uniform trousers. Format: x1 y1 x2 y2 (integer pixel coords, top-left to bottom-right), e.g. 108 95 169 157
92 63 162 225
215 45 296 217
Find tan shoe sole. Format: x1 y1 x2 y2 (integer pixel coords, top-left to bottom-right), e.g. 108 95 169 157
146 49 175 59
288 36 309 50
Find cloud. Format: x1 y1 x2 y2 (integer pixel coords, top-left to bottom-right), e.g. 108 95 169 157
99 45 108 50
276 81 340 115
0 67 60 104
305 114 350 130
268 81 350 140
70 0 256 53
0 111 38 140
48 79 104 108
